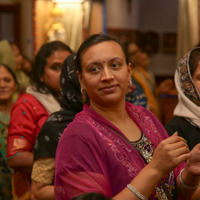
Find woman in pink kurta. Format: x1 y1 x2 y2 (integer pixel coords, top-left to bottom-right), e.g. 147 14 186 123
55 34 200 200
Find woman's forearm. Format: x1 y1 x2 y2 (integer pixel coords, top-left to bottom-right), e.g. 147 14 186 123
31 181 55 200
7 151 33 174
112 164 163 200
177 168 200 200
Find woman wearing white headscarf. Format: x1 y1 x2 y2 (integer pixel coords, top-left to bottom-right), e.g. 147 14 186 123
165 47 200 151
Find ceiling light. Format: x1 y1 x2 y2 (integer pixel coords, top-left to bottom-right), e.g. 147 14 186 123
52 0 85 3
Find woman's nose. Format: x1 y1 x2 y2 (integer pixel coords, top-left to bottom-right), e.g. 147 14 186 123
101 67 114 81
0 80 5 87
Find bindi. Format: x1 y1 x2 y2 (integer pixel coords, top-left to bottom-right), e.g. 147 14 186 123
103 61 105 63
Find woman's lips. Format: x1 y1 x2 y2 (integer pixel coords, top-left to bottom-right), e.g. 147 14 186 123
99 85 118 92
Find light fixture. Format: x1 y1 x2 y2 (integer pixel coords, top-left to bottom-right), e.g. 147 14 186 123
52 0 85 3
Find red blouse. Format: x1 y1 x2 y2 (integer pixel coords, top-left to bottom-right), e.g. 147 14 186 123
7 93 49 158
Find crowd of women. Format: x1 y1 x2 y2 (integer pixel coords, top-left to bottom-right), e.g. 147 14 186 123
1 33 200 200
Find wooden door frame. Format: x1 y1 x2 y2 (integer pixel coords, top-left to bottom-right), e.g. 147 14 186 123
0 4 21 49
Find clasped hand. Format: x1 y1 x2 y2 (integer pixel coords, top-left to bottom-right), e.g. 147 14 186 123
150 132 191 177
185 143 200 177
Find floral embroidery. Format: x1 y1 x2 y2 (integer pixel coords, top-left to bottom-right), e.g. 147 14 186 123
131 133 175 200
46 114 62 122
44 135 50 141
67 66 74 79
88 118 140 177
34 138 39 149
86 106 175 199
128 106 162 144
177 52 200 106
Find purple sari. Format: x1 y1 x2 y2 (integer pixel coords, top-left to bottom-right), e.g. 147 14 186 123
55 102 185 200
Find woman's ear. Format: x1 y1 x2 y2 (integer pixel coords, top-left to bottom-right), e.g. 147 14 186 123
128 63 132 79
77 71 84 89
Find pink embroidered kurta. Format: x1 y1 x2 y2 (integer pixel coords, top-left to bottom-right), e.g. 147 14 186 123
55 102 185 200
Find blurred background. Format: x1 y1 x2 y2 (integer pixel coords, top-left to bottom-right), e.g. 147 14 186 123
0 0 199 83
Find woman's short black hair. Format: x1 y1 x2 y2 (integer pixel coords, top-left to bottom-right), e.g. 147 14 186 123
189 47 200 77
72 192 113 200
0 63 18 85
75 33 129 73
30 41 73 94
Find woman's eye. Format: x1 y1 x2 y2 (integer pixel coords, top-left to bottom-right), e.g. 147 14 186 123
51 65 61 71
112 63 120 68
4 78 11 83
91 67 99 72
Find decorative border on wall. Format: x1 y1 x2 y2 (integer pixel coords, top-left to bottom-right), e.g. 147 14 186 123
142 32 159 54
163 33 177 54
107 28 142 45
107 28 159 54
107 28 177 54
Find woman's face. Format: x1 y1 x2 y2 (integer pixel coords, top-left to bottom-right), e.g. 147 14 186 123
78 41 131 107
192 61 200 93
11 44 23 71
22 58 32 76
41 50 71 94
139 53 150 70
0 65 17 101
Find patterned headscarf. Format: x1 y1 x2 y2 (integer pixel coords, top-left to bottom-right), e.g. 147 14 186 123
174 47 200 127
34 53 84 160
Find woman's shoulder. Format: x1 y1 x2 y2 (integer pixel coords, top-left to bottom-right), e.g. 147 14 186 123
13 93 46 110
165 116 189 128
126 101 154 117
11 93 49 120
14 93 38 105
165 116 190 136
60 113 98 141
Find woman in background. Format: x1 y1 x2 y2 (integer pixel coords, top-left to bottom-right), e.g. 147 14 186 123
165 47 200 151
0 64 17 200
6 41 72 200
21 55 34 77
10 43 30 94
31 53 83 200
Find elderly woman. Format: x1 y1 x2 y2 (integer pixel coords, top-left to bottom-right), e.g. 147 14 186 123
0 64 17 199
6 41 72 200
54 34 200 200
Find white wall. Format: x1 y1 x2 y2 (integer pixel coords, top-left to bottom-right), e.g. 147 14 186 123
106 0 179 76
140 0 178 32
106 0 141 29
140 0 179 76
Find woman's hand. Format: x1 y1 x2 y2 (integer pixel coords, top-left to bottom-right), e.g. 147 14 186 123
186 144 200 176
177 144 200 200
149 132 191 177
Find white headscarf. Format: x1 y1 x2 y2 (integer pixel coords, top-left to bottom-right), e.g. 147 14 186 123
174 48 200 128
